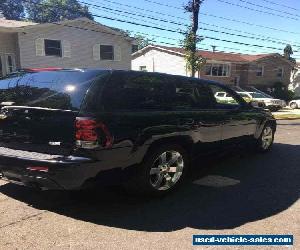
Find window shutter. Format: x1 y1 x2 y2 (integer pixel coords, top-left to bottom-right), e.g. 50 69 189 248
35 38 45 56
62 40 71 58
114 45 121 61
93 44 100 61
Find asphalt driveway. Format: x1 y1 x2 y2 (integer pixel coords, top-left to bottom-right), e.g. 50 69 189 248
0 120 299 249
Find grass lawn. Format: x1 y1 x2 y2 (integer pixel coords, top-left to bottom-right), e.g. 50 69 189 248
272 110 300 120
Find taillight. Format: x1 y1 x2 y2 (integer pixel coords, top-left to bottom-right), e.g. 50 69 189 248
75 117 113 149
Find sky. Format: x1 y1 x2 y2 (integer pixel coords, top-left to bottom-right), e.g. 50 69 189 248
83 0 300 59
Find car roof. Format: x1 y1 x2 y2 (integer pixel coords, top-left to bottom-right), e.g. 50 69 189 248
17 68 228 88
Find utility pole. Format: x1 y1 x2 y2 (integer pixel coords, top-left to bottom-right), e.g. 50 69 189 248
183 0 205 77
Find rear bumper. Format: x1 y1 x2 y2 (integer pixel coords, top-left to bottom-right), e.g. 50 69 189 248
0 151 95 190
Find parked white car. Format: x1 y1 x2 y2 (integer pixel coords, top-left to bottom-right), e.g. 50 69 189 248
214 92 235 103
289 99 300 109
237 92 284 111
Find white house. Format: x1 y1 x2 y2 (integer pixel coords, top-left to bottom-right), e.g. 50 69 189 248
0 17 135 77
132 45 294 88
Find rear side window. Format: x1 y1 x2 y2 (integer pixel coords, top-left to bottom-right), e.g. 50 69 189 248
101 72 215 111
0 70 108 111
101 72 172 111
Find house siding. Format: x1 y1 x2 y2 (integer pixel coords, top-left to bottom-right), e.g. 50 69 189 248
132 49 187 76
246 57 292 87
0 32 17 54
18 25 132 70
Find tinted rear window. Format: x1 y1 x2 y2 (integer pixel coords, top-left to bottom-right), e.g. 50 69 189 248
0 70 108 111
101 72 215 111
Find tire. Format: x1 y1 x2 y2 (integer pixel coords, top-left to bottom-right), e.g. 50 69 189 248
255 124 275 152
124 144 189 196
290 102 298 109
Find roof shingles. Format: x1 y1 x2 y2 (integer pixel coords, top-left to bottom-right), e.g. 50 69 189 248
152 45 277 63
0 18 37 28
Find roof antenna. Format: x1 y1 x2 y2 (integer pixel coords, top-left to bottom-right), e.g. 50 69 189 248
211 45 217 53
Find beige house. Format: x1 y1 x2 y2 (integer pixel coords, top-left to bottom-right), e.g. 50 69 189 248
0 17 135 77
132 45 294 89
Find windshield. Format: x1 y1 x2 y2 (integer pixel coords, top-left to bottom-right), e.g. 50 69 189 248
238 93 249 98
250 92 268 99
0 70 108 111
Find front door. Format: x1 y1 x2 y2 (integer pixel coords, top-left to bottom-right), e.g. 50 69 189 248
208 84 257 145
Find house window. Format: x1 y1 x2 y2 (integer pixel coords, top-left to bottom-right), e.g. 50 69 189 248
100 45 114 60
139 66 147 72
277 67 284 78
204 64 230 77
44 39 62 57
256 66 264 77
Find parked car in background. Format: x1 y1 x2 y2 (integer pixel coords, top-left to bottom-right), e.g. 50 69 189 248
237 92 284 111
0 69 276 195
289 98 300 109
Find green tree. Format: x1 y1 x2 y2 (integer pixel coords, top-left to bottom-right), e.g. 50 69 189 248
182 0 206 77
133 34 151 50
284 44 296 63
116 31 150 53
25 0 93 23
0 0 24 20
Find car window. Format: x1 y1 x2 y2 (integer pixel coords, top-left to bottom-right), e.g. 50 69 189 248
238 93 249 98
0 70 106 110
209 84 241 108
251 92 268 98
101 71 173 111
101 72 215 111
171 77 215 110
216 92 225 97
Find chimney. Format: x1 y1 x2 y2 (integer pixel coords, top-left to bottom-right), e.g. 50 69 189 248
211 45 217 53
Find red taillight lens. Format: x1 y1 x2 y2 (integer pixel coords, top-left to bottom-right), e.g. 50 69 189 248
75 118 98 141
75 117 113 148
26 166 49 172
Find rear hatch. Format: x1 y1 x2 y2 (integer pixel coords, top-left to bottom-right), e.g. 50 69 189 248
0 69 108 156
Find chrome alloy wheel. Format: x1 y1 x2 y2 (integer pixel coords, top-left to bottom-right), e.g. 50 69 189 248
261 126 273 150
149 150 184 191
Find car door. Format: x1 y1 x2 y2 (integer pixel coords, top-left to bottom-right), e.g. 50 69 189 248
170 77 224 154
208 84 258 146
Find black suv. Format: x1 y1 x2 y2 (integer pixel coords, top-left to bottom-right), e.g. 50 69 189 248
0 69 276 195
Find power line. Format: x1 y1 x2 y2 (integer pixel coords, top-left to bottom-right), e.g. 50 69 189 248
260 0 300 12
92 0 300 47
216 0 298 21
143 0 300 35
86 13 299 52
237 0 300 18
131 30 275 54
84 1 300 49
